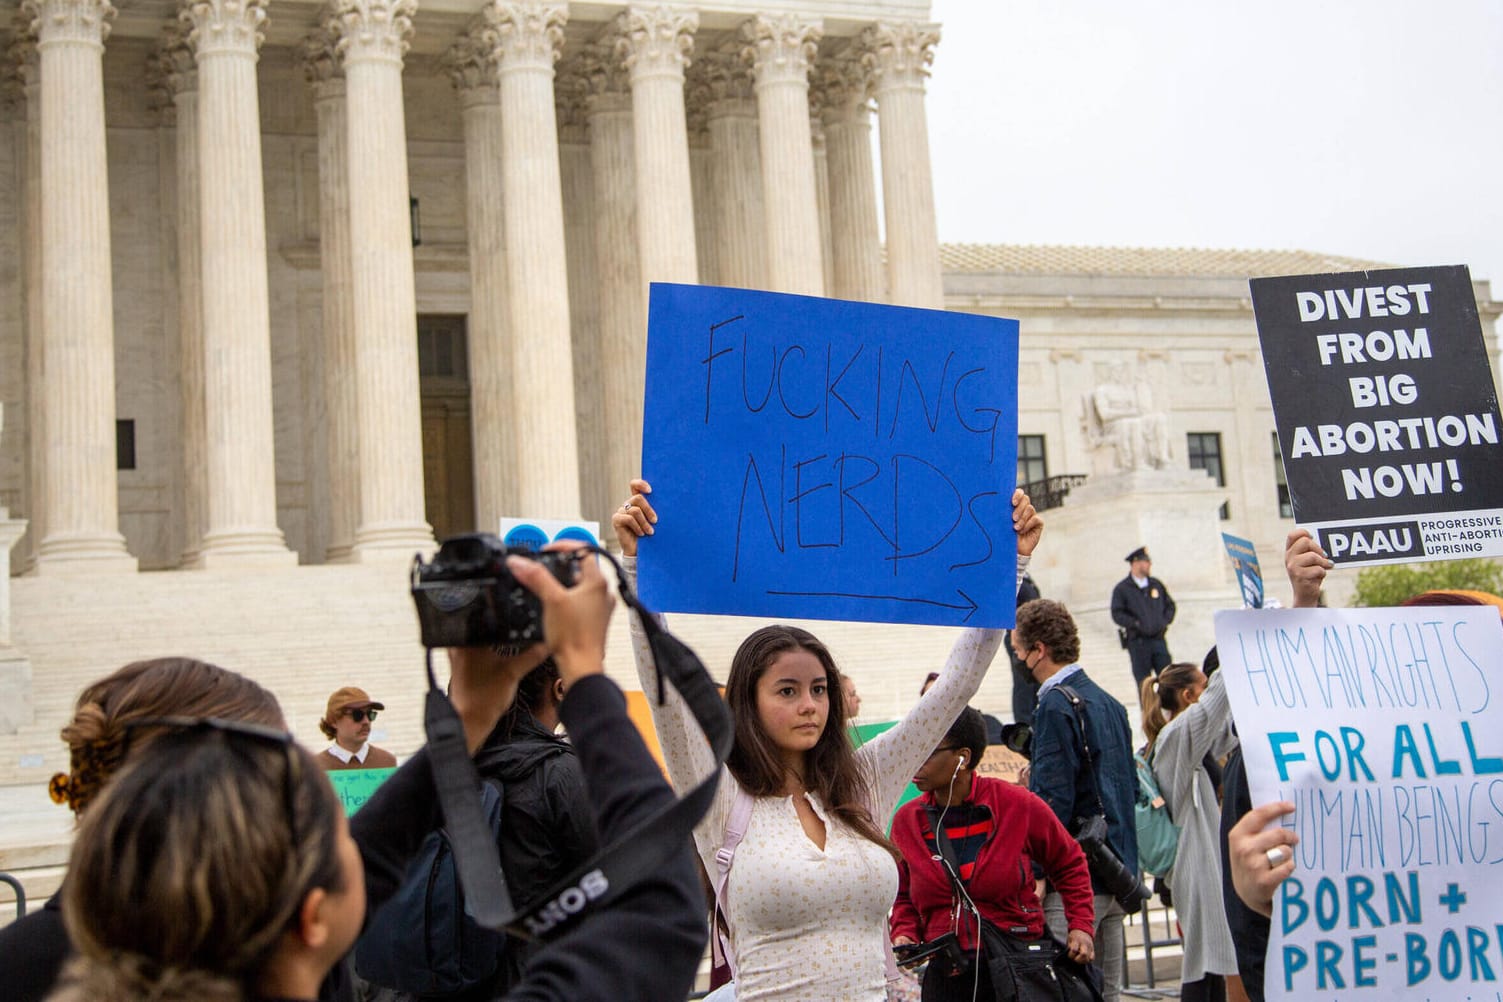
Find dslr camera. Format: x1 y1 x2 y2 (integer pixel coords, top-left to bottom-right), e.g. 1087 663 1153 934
411 533 579 649
1073 813 1151 911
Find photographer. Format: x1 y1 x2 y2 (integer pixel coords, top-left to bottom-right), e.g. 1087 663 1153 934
44 543 707 1002
1015 600 1139 1002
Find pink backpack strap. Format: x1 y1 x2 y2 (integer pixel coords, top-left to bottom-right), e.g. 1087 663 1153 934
710 785 755 977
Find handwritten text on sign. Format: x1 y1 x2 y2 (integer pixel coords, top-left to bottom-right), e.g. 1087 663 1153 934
639 284 1019 627
1216 606 1503 1002
1251 266 1503 567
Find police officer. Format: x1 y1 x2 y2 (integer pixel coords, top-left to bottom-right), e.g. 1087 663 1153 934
1109 546 1175 686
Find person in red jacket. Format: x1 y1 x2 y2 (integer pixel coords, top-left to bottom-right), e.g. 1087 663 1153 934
891 707 1096 1001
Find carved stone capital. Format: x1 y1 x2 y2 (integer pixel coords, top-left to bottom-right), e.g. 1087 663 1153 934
153 25 198 93
442 28 498 96
577 38 629 102
814 43 870 120
329 0 415 68
480 0 566 71
181 0 266 58
554 57 588 134
2 33 38 111
858 21 939 91
614 5 697 83
741 13 820 88
22 0 115 49
301 23 344 89
699 43 753 104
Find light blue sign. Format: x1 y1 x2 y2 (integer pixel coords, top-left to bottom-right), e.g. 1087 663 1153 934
639 283 1019 628
1221 531 1265 608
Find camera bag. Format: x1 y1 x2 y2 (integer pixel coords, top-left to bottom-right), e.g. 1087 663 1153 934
927 812 1103 1002
421 546 734 942
354 778 507 994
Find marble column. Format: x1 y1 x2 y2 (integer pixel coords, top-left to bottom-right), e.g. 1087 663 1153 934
701 43 765 290
330 0 434 558
478 0 580 518
555 63 608 525
152 32 207 568
580 39 644 515
12 37 45 569
181 0 293 565
817 46 883 302
861 21 943 309
684 67 718 288
445 31 515 532
742 13 823 296
304 33 359 561
810 90 834 298
23 0 135 573
616 4 698 299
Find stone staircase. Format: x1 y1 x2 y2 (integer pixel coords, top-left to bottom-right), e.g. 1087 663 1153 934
0 559 1191 929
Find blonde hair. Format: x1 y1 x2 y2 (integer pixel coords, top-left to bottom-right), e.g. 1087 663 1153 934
53 658 283 815
1139 663 1204 755
52 727 343 1002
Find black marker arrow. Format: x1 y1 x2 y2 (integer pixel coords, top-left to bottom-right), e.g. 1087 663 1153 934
765 589 980 621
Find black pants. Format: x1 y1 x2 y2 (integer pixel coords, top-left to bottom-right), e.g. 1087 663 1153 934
1127 636 1172 687
1180 975 1226 1002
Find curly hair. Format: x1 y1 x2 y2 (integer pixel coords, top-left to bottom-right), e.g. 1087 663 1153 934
1012 599 1081 666
54 658 283 815
724 625 900 864
54 728 345 1002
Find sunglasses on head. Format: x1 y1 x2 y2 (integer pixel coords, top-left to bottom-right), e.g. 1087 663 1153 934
123 716 302 844
345 708 378 723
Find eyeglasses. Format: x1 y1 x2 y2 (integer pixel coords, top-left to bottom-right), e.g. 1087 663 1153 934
346 709 379 724
124 716 301 846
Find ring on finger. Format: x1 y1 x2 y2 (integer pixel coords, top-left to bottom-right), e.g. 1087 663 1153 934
620 502 632 512
1266 846 1287 868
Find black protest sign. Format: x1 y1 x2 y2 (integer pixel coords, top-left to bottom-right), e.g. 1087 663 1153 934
1251 265 1503 566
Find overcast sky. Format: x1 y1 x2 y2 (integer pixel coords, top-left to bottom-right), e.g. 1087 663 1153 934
924 0 1503 289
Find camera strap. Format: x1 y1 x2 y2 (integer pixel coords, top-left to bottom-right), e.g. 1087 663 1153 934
1053 684 1109 819
422 546 732 940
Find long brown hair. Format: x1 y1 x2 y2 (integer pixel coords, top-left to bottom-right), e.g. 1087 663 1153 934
1140 662 1204 755
53 728 344 1002
724 625 900 863
54 658 284 815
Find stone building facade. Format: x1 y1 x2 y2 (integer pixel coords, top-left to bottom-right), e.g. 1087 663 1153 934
1 0 1500 786
0 0 949 574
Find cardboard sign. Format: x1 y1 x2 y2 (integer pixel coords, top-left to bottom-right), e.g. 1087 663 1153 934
639 283 1020 627
1222 531 1266 608
1251 265 1503 567
328 767 396 815
1215 606 1503 1002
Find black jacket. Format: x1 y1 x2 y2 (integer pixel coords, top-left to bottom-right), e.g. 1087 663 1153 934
1109 575 1176 640
351 676 707 1002
474 716 599 996
0 889 68 1002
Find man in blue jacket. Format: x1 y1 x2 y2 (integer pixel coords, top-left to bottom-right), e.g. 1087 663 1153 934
1016 598 1138 1002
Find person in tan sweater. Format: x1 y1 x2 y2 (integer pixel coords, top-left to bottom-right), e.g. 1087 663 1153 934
316 686 397 770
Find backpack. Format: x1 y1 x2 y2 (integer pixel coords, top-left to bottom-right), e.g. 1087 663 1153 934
355 778 507 995
1133 750 1180 877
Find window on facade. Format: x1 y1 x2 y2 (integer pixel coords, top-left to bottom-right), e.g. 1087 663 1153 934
1187 431 1229 520
1272 431 1292 518
1017 435 1047 487
116 419 136 471
417 315 470 380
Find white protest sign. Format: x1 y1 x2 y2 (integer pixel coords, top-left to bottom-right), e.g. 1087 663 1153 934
1216 606 1503 1001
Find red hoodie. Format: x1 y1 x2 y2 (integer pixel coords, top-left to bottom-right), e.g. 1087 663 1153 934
890 775 1095 949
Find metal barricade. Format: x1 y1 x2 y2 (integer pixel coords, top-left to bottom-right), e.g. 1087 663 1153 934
1 872 26 921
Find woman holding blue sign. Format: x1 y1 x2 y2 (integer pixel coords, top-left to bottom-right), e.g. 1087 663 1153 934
614 479 1043 1002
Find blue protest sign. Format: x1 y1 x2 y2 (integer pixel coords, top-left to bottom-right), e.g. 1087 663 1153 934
639 283 1019 627
1221 532 1265 608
